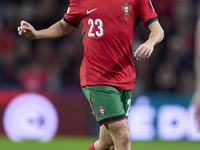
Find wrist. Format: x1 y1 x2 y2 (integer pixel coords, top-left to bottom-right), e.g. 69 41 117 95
34 30 41 39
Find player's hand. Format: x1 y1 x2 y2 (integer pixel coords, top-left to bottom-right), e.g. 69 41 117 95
17 20 38 39
133 42 154 61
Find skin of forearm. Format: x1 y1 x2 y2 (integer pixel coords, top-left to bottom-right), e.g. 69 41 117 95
147 23 164 46
36 20 72 39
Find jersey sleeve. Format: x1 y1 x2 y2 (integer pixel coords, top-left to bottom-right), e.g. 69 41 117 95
63 0 81 28
137 0 158 28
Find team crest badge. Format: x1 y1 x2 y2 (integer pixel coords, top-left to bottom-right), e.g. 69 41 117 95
99 106 106 117
121 2 131 21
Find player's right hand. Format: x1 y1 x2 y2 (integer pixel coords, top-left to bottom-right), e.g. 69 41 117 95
134 41 154 61
17 20 37 39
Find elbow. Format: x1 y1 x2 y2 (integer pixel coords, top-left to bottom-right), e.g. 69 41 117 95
63 25 73 35
65 29 72 35
60 19 74 35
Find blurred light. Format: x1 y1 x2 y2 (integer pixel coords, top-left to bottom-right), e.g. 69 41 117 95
3 93 59 142
128 95 200 141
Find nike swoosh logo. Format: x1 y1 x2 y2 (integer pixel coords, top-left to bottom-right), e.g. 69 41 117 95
87 8 98 14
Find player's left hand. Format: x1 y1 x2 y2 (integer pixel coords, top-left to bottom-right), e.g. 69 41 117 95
134 42 154 61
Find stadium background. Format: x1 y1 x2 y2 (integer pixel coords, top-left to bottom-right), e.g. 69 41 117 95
0 0 200 149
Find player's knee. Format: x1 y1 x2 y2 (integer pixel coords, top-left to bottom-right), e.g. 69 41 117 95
109 145 114 150
102 141 114 150
103 144 114 150
116 129 131 145
96 139 114 150
121 132 131 142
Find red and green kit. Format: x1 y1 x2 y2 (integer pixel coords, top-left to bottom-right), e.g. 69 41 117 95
63 0 158 125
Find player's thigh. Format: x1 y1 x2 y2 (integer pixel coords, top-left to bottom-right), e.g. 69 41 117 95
98 125 114 147
105 119 130 143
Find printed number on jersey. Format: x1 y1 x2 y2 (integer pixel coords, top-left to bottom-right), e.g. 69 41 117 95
88 19 104 37
126 99 131 117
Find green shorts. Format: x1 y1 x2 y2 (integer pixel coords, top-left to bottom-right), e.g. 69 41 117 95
82 85 132 126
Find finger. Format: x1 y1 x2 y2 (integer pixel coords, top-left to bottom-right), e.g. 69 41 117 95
134 51 141 59
21 20 31 27
18 27 26 35
17 27 21 32
18 26 24 32
134 45 142 57
18 31 23 35
18 26 28 34
18 30 25 35
26 31 34 39
21 20 26 26
139 53 145 61
137 48 146 61
140 47 153 60
140 49 152 61
17 27 22 34
141 50 150 60
146 50 153 59
21 25 32 32
136 52 142 60
134 47 143 60
140 49 149 60
22 31 35 39
23 32 31 39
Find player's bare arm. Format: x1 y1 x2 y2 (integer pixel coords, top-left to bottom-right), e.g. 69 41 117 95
17 19 74 39
134 21 164 61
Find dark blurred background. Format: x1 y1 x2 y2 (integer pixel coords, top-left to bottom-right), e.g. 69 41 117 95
0 0 198 94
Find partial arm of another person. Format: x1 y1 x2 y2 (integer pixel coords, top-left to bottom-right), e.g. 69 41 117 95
17 19 74 39
193 15 200 131
195 17 200 87
134 21 164 61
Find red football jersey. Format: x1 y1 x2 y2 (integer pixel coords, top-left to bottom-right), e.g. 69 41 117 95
64 0 158 90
